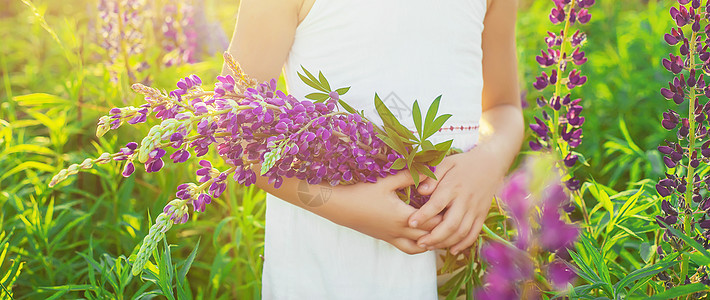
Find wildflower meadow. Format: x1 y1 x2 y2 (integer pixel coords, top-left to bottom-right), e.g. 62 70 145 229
3 0 710 299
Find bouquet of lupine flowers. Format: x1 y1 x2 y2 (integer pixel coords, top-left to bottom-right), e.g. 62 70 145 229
49 53 456 275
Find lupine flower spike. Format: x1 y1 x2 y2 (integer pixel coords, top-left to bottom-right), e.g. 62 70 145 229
656 0 710 287
529 0 595 223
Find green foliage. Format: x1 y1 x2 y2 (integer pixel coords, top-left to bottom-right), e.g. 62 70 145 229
2 0 708 298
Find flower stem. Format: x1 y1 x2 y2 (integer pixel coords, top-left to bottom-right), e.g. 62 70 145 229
116 3 135 83
680 30 699 283
481 224 517 249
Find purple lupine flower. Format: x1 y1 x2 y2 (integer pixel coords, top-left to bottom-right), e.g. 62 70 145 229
500 170 532 249
483 158 579 294
539 205 579 251
476 242 533 299
653 0 710 281
528 0 593 199
547 260 576 289
97 0 147 83
144 148 166 173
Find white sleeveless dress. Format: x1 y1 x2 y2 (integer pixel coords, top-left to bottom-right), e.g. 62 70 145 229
262 0 486 299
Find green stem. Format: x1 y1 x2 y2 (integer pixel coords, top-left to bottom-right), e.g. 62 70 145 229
680 29 698 284
481 224 517 249
116 3 136 83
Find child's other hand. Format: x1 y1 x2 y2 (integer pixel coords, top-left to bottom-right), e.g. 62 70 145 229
329 171 442 255
407 148 504 255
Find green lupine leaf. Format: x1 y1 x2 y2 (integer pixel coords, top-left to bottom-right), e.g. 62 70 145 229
335 87 350 95
406 145 416 168
425 95 442 130
647 282 707 300
409 168 420 188
414 163 437 181
568 249 603 284
374 93 418 141
571 150 591 166
639 242 653 264
580 233 612 288
412 100 423 138
613 188 643 225
305 92 330 102
300 66 328 92
318 71 331 91
391 158 406 170
661 220 710 261
420 139 435 151
301 66 318 82
688 251 710 266
178 238 199 279
434 139 454 152
429 150 448 166
424 114 452 140
298 70 319 91
377 131 407 155
338 99 358 114
413 150 442 163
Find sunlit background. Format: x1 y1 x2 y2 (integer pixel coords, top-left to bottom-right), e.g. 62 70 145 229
0 0 681 298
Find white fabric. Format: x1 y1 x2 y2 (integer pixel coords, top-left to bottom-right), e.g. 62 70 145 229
262 0 487 299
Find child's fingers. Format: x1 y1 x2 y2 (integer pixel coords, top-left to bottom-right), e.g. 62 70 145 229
416 200 465 248
400 227 432 241
449 218 484 255
386 169 427 189
416 160 454 196
408 189 452 228
392 238 428 255
430 211 475 250
418 214 443 231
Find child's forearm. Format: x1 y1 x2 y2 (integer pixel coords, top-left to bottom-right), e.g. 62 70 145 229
465 103 525 176
244 162 345 220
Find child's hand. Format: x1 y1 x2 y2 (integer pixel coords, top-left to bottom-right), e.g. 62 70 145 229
407 148 505 255
327 171 443 255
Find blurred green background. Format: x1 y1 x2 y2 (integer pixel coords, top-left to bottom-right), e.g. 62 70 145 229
0 0 676 298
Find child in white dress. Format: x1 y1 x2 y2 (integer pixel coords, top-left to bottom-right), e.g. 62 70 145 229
224 0 524 298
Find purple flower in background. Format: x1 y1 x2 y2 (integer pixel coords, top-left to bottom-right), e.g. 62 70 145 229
547 260 576 289
654 1 710 280
97 0 147 83
528 0 593 198
480 157 579 295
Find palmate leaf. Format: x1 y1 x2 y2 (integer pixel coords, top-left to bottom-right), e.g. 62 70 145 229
374 93 419 142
